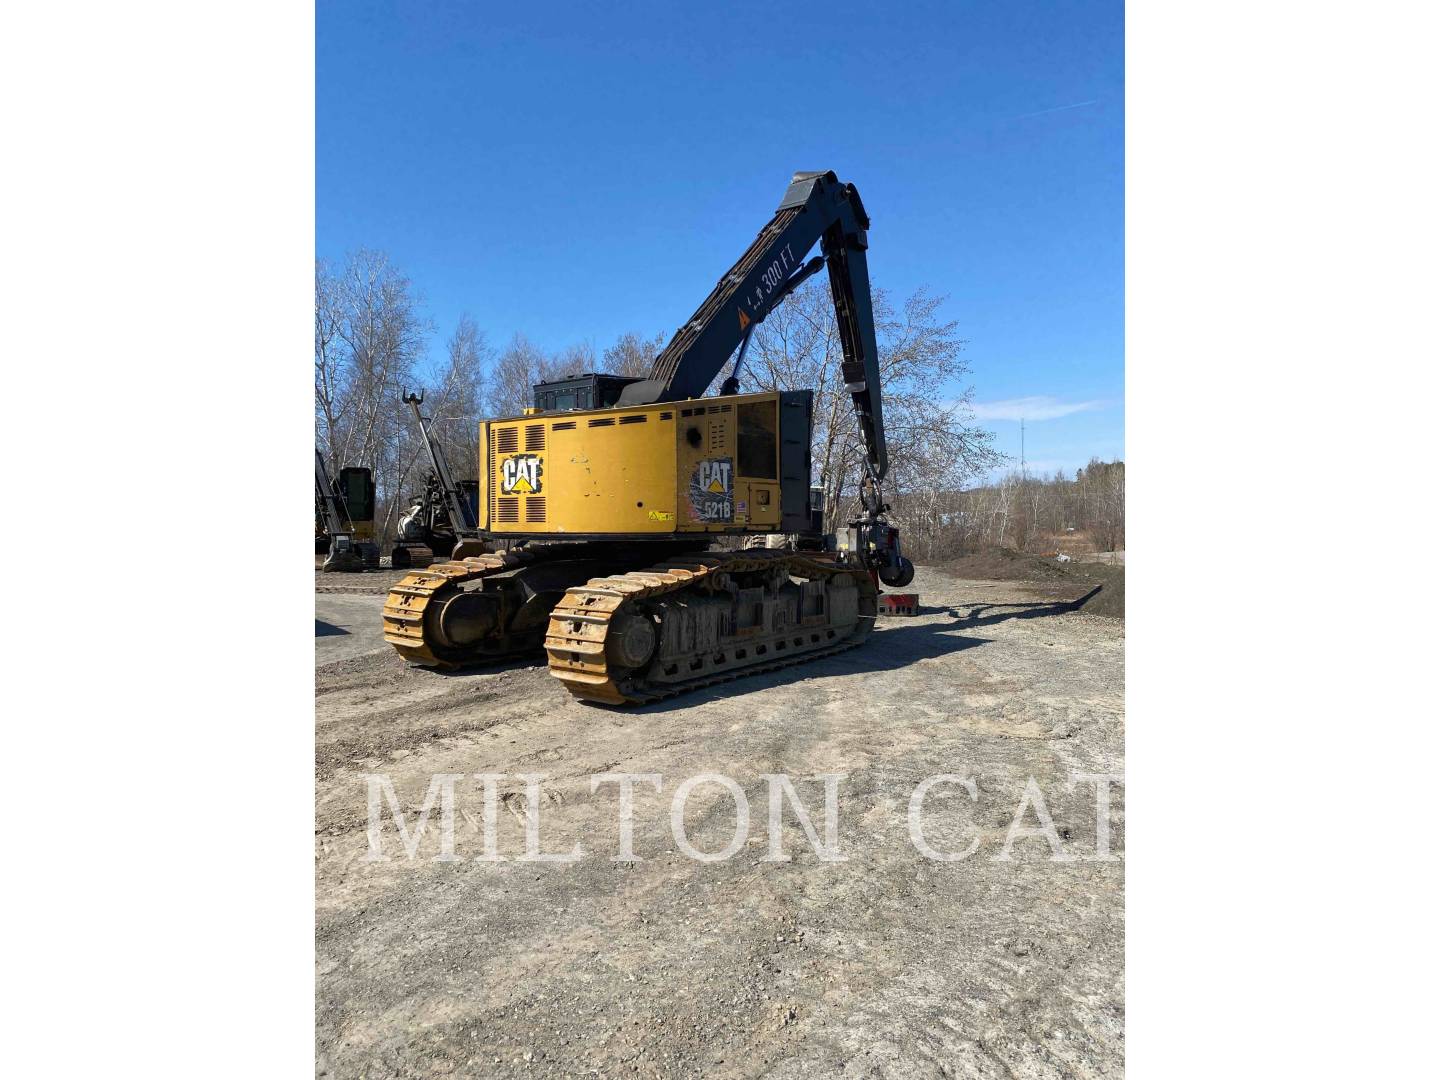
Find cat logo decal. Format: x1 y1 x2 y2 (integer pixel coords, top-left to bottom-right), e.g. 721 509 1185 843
500 454 543 495
688 457 733 522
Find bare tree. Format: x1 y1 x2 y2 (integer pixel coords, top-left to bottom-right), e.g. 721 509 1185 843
313 249 432 472
943 461 1125 557
314 260 348 469
377 315 493 537
603 331 667 378
428 315 490 478
316 249 1118 561
551 341 597 377
482 335 612 417
483 333 550 418
740 278 998 531
1087 459 1126 551
314 249 435 541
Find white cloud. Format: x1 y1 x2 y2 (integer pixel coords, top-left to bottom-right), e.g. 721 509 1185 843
969 396 1106 422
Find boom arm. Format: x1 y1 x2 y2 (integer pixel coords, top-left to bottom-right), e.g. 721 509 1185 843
315 449 352 537
617 171 889 483
403 392 478 535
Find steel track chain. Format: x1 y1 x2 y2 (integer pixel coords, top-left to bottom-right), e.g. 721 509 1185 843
544 549 878 705
381 549 539 666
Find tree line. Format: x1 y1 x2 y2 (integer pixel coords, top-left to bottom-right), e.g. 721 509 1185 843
314 249 671 541
316 246 1027 551
889 459 1127 564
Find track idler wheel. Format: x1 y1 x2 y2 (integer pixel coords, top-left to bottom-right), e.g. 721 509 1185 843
604 608 658 673
432 590 501 650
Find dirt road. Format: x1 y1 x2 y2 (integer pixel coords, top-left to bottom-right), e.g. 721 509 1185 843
315 566 1124 1078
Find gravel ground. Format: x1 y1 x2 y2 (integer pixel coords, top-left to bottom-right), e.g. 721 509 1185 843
315 567 413 595
315 565 1124 1078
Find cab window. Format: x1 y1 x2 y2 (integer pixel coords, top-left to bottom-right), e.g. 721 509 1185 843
737 402 777 479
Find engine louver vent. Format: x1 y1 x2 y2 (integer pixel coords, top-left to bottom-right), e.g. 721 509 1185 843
525 497 546 522
495 427 519 454
496 498 519 523
525 424 545 451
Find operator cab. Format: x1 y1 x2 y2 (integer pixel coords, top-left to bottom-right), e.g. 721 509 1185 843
533 373 643 413
335 466 375 525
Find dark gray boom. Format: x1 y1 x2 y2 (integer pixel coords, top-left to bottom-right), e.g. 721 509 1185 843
617 171 889 483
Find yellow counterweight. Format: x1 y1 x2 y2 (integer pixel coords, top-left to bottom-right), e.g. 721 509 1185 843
477 391 786 539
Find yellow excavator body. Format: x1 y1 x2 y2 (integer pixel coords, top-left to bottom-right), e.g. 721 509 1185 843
381 171 912 704
476 391 784 538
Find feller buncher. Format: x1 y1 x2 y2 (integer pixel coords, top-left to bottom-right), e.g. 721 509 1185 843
390 391 486 569
315 450 380 572
382 170 914 703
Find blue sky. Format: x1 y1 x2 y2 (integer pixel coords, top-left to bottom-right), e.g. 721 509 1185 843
318 0 1124 479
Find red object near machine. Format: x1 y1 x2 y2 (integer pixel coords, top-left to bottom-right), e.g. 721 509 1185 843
878 593 920 616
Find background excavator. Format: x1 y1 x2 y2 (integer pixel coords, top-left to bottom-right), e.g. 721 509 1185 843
382 170 914 703
315 450 380 572
390 391 486 569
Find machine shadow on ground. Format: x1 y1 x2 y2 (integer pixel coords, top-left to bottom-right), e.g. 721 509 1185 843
323 589 1100 702
607 625 989 715
430 655 541 679
936 586 1103 630
606 591 1100 714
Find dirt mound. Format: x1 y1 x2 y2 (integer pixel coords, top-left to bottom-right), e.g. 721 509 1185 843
933 547 1125 618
